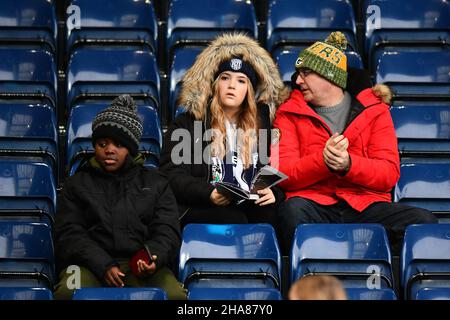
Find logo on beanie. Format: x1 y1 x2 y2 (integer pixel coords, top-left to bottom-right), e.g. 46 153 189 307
295 57 303 68
230 58 242 71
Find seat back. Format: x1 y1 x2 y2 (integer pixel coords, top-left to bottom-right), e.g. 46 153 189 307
66 48 160 110
0 221 54 289
364 0 450 71
0 287 53 300
166 0 257 60
188 287 282 300
291 224 393 287
72 287 168 300
395 158 450 222
66 0 157 53
0 0 57 52
401 224 450 299
0 48 57 107
415 287 450 300
345 288 397 300
179 224 282 289
267 0 357 54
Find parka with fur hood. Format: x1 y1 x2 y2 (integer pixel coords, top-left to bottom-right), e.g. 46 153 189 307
160 33 289 215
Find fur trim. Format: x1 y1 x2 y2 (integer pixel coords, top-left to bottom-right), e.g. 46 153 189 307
178 33 289 121
372 84 392 104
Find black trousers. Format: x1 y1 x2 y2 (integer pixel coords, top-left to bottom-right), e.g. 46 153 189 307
277 197 438 255
180 201 278 230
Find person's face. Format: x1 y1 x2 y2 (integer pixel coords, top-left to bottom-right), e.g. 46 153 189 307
94 137 129 173
295 68 336 105
217 71 249 111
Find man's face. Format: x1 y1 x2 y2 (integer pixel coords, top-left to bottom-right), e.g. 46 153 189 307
295 68 337 106
94 137 129 173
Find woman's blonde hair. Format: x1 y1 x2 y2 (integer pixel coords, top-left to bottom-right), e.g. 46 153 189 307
210 74 258 169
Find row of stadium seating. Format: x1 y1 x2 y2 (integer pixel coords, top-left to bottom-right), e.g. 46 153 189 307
0 223 449 300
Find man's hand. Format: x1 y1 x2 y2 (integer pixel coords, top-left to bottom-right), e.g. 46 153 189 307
210 189 231 206
136 255 158 278
104 266 125 287
255 188 276 206
323 133 351 172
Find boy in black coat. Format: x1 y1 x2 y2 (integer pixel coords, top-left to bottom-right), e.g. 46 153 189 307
54 95 186 299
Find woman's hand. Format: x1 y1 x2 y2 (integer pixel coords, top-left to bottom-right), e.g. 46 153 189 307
210 189 231 206
255 188 276 206
104 266 125 287
135 255 158 278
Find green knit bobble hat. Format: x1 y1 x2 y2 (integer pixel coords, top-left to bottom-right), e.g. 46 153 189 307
294 31 348 89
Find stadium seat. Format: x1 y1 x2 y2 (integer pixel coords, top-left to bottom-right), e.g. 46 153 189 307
0 221 55 289
345 288 397 300
291 224 394 289
415 288 450 300
188 288 283 300
168 47 202 119
0 103 58 172
66 0 158 54
179 224 282 290
401 224 450 300
275 48 363 85
66 103 162 175
0 48 57 109
0 0 57 53
394 158 450 222
0 287 53 300
375 50 450 100
166 0 257 63
66 48 160 112
390 102 450 156
267 0 357 57
72 287 168 300
0 158 56 226
364 0 450 72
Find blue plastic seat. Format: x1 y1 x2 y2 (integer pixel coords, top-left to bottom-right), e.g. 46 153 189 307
166 0 257 61
72 287 167 300
0 48 57 108
0 103 58 171
401 224 450 300
267 0 357 56
0 158 56 226
415 288 450 300
390 102 450 156
0 221 55 289
0 287 53 300
291 224 393 289
275 48 363 86
376 50 450 100
179 224 282 290
364 0 450 72
66 0 157 54
188 288 282 300
345 288 397 300
66 48 160 111
168 47 202 119
0 0 57 53
66 103 162 175
394 158 450 222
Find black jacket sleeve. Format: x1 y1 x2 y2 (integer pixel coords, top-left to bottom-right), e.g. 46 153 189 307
160 114 215 207
144 176 181 270
55 177 117 281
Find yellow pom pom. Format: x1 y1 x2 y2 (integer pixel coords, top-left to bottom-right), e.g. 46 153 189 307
325 32 348 51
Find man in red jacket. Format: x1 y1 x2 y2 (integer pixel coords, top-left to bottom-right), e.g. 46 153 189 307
272 32 436 254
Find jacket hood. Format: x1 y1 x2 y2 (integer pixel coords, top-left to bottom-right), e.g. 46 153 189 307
178 33 289 122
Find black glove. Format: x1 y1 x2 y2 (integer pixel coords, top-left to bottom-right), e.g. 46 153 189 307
346 66 373 96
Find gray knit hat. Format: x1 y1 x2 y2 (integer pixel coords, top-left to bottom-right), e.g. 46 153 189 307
91 94 143 156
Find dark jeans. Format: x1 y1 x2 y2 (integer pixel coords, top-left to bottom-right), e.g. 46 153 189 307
277 197 438 255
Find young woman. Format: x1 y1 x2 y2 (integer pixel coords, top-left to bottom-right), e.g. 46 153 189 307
160 33 289 228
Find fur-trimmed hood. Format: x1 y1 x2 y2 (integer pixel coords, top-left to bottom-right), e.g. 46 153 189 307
177 33 289 122
372 84 392 104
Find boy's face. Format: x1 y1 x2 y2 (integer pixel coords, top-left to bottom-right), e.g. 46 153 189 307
94 137 129 173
